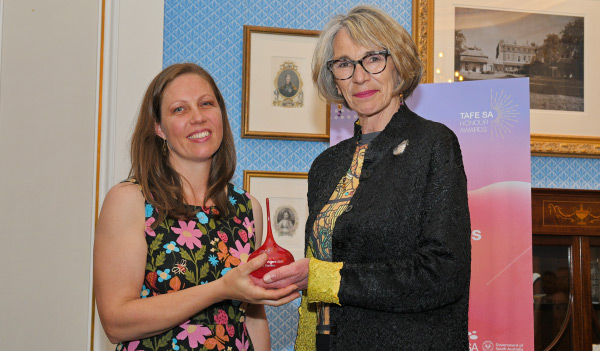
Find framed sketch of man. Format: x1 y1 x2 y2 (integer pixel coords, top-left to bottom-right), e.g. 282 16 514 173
241 25 330 141
273 62 303 107
277 69 299 98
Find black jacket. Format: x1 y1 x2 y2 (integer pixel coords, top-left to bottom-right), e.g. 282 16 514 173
306 104 471 350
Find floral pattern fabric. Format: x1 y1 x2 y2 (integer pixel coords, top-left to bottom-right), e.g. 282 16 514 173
309 143 367 261
117 182 256 351
300 143 367 344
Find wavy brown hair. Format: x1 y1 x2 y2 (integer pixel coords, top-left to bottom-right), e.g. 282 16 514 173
129 63 236 226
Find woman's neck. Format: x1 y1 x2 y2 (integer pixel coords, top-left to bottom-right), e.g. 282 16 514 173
170 157 212 206
357 96 401 133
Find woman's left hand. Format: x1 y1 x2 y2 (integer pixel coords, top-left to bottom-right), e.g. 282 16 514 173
253 258 309 291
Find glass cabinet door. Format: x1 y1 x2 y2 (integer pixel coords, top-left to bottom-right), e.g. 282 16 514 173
533 241 572 351
531 188 600 351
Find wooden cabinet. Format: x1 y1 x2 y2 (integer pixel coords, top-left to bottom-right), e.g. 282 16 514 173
532 188 600 350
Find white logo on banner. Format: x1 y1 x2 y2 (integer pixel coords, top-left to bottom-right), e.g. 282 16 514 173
489 88 519 140
458 88 519 140
483 341 494 351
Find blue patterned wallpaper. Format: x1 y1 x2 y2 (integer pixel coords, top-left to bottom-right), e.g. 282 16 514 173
532 156 600 189
164 0 413 188
163 0 599 349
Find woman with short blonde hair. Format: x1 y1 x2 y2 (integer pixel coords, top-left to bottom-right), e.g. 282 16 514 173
255 5 471 351
312 5 422 105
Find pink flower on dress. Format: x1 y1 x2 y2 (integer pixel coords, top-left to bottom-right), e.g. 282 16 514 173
124 341 141 351
235 333 249 351
145 217 156 237
176 320 212 348
229 240 251 264
172 220 203 249
242 217 254 239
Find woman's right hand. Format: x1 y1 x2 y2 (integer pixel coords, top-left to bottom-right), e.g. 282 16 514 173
253 258 310 291
219 253 300 306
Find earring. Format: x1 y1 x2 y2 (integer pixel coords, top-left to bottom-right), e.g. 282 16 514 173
399 92 404 105
162 138 168 156
337 104 343 118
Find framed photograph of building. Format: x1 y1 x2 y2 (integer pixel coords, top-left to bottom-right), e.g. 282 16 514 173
412 0 600 157
242 170 308 260
242 26 330 141
454 8 582 113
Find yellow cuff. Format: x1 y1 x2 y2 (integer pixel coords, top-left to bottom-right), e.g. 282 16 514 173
307 258 343 305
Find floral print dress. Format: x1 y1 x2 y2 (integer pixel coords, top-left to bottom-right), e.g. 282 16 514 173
117 183 256 351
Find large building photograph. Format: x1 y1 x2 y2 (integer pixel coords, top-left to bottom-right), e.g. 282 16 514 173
454 7 584 111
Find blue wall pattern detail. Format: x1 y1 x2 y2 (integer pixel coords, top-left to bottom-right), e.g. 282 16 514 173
164 0 412 188
532 156 600 189
163 0 599 350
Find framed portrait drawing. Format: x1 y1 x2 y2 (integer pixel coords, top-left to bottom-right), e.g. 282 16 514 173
242 25 330 141
413 0 600 157
243 170 308 260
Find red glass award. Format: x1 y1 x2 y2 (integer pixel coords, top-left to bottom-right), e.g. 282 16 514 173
248 198 295 278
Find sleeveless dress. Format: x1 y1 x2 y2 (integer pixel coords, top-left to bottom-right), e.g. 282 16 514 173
117 182 257 351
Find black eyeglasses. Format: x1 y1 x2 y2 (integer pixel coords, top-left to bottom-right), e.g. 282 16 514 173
327 50 390 80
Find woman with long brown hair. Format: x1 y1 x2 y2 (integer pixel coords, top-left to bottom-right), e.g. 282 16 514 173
94 63 299 351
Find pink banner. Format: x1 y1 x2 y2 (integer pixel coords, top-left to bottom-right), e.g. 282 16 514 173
331 78 533 351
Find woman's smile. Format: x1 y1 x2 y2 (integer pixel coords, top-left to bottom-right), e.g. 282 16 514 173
187 130 211 140
353 90 378 98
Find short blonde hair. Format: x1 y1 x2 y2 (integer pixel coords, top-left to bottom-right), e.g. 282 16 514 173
312 5 422 105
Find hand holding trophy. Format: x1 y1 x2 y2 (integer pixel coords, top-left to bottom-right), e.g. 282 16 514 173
248 198 295 278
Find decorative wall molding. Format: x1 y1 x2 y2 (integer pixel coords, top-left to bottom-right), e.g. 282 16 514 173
92 1 117 350
412 0 433 84
99 0 119 199
531 134 600 158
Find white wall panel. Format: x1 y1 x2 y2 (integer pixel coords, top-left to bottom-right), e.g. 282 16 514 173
0 0 99 349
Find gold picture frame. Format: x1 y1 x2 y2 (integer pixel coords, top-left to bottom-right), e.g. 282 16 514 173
412 0 600 157
241 26 330 141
